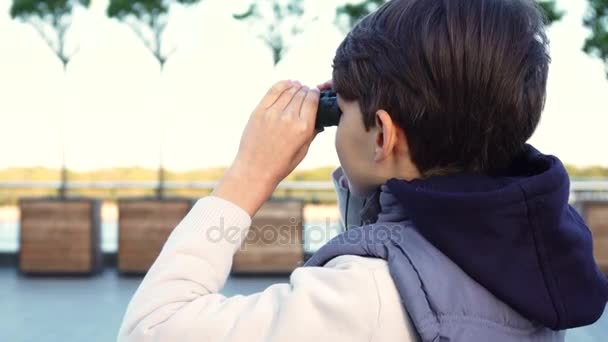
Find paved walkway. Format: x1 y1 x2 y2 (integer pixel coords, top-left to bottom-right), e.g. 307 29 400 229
0 268 286 341
0 267 605 341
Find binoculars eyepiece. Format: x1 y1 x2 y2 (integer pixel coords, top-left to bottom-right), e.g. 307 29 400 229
315 89 342 130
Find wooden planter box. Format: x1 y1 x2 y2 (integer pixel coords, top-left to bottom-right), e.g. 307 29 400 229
233 199 304 274
118 198 194 274
19 198 102 274
582 201 608 274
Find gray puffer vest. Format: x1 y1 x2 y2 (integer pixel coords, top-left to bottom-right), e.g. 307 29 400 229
304 168 565 342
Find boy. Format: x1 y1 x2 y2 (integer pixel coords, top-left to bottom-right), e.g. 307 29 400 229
117 0 608 341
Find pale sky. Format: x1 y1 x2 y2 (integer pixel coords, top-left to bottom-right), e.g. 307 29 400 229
0 0 606 172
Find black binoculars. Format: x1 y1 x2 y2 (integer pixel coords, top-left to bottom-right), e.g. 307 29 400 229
315 89 342 130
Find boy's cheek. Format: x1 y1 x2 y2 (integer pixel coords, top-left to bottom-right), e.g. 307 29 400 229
335 143 365 196
334 125 345 165
335 127 353 183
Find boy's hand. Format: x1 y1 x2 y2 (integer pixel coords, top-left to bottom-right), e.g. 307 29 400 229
317 80 333 91
212 80 320 216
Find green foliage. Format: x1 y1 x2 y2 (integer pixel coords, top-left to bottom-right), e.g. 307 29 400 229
336 0 564 32
10 0 90 20
107 0 169 20
107 0 202 66
335 0 382 31
537 0 565 24
107 0 199 20
584 0 608 78
10 0 91 66
233 0 313 65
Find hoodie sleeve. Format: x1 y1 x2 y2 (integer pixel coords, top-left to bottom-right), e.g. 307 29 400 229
116 196 381 342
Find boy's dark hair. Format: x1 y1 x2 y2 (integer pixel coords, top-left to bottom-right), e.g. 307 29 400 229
333 0 550 176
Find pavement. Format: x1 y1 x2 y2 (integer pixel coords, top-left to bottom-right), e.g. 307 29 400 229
0 266 606 341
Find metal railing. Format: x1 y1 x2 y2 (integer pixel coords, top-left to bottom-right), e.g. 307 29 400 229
2 180 608 202
2 179 608 191
0 180 335 191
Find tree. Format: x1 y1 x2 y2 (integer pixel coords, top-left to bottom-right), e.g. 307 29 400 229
583 0 608 78
107 0 202 198
334 0 381 32
233 0 317 65
10 0 92 199
336 0 564 33
10 0 91 69
537 0 565 24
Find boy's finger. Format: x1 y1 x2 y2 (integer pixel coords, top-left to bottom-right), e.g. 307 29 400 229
258 80 293 109
285 86 308 117
269 84 302 113
300 87 321 127
317 80 333 91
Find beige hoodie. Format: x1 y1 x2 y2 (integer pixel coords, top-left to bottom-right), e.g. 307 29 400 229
116 190 418 341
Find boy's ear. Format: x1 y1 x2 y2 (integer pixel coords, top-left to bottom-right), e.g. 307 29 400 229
374 109 398 162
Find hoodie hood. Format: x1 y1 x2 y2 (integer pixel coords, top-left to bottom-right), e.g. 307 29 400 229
384 144 608 330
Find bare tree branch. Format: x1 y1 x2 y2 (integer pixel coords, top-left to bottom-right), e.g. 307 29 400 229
26 18 58 56
152 15 165 64
233 0 309 65
126 20 156 56
67 44 81 61
56 17 69 63
164 46 177 61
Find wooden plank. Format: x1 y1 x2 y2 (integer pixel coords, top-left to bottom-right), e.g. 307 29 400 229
233 199 304 274
583 201 608 274
233 251 303 273
19 199 101 274
117 199 193 273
